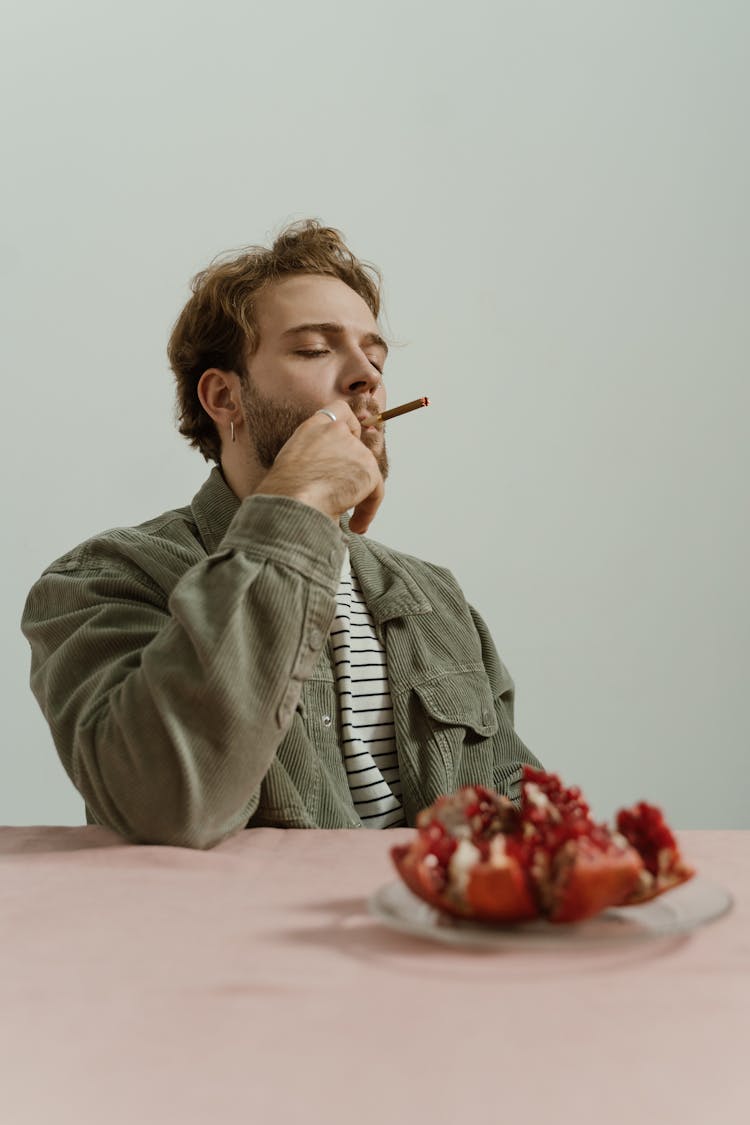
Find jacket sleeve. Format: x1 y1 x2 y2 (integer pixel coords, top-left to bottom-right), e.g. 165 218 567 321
21 495 347 849
468 603 543 803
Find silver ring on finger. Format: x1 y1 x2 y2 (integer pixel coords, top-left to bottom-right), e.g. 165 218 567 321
316 409 337 423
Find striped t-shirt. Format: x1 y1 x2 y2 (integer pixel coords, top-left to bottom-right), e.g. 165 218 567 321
330 548 406 828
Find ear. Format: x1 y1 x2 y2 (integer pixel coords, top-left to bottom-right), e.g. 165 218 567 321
197 369 243 436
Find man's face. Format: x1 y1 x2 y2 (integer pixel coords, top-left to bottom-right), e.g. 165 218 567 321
239 273 389 479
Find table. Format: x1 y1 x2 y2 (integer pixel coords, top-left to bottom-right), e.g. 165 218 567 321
0 827 746 1124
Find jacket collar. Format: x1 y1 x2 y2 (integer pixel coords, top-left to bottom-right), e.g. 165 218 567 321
190 467 241 555
190 467 432 624
342 513 432 624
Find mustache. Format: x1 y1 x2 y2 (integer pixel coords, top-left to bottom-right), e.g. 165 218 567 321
348 396 377 414
349 394 381 419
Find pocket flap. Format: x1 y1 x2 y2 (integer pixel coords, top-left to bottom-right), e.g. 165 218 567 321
414 671 498 737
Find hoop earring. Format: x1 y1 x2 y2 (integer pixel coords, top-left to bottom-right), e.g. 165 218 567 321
230 420 236 444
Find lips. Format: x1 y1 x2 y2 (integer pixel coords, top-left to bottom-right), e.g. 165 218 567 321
354 396 381 425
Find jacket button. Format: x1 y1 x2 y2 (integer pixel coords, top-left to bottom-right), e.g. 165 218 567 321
482 709 492 724
308 627 323 648
321 715 332 727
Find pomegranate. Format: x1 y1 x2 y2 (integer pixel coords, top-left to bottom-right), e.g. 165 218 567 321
616 801 694 904
391 767 694 924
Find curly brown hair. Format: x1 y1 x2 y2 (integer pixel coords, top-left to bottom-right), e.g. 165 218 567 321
167 218 385 463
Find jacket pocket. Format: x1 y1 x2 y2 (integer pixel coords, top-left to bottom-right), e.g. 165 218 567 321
413 670 498 738
401 670 497 801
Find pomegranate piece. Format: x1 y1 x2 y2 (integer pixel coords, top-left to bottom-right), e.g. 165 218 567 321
390 767 694 925
615 801 694 904
392 785 533 921
546 835 643 923
513 768 643 923
465 837 537 922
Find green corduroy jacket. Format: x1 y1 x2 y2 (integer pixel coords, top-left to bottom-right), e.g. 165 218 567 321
21 468 542 848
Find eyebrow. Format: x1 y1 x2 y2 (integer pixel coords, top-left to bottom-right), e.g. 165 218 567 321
281 322 389 358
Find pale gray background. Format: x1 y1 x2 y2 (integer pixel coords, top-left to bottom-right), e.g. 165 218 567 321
2 0 747 828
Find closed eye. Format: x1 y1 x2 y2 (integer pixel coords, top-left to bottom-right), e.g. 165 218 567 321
295 349 383 374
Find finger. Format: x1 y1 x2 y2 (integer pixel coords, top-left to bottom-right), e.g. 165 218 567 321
349 474 385 535
313 400 361 437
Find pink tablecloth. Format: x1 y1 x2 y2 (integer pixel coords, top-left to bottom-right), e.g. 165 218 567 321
0 826 745 1125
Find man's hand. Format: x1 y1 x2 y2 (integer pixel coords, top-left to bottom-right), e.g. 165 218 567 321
254 400 384 535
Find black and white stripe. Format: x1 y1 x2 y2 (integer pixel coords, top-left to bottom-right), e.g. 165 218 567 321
331 550 405 828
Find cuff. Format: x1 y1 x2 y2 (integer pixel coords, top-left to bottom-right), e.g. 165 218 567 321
219 494 347 594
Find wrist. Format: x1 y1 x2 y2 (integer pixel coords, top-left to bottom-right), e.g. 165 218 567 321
254 476 336 523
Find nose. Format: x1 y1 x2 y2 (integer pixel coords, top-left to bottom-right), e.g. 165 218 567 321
339 349 382 398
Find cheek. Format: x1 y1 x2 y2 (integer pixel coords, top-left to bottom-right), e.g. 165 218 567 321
277 373 324 411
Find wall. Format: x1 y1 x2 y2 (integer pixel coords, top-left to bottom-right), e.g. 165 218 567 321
2 0 748 827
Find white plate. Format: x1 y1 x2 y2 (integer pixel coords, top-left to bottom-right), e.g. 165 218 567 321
368 877 733 949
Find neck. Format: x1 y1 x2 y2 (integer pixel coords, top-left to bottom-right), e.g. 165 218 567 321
219 446 266 501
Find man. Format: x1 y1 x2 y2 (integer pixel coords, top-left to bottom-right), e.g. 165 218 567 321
21 219 542 849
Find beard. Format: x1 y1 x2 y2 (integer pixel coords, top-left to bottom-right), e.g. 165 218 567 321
239 377 390 481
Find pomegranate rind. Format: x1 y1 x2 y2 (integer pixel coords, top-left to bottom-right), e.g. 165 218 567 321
622 862 695 906
391 843 538 922
390 844 477 920
465 860 538 922
547 836 644 922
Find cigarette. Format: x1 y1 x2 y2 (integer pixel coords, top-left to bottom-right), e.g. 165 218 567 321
364 396 430 427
